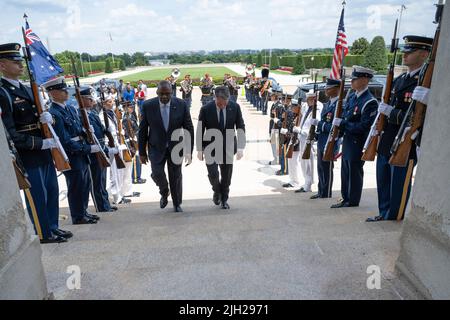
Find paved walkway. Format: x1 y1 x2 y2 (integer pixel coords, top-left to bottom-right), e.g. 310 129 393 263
41 90 418 300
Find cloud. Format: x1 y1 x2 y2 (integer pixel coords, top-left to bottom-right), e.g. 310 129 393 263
0 0 437 54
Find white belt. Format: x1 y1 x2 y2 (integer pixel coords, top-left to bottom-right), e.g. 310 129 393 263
71 136 82 142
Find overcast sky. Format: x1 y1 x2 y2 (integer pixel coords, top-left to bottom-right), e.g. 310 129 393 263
0 0 438 54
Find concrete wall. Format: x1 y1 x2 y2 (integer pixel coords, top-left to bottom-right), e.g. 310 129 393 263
396 2 450 300
0 123 48 299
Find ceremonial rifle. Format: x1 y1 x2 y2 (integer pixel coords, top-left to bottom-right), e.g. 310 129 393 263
362 19 400 161
70 58 110 168
123 107 138 157
21 27 71 172
302 73 319 159
99 91 126 169
322 65 346 162
114 99 133 162
389 1 444 167
1 119 31 190
286 105 301 159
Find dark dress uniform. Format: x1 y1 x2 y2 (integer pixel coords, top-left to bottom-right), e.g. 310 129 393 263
49 101 93 223
0 78 60 241
376 71 420 220
123 111 142 183
88 109 113 212
339 89 378 206
316 97 339 198
276 102 290 175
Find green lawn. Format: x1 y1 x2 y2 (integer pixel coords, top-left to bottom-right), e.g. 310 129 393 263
122 66 240 82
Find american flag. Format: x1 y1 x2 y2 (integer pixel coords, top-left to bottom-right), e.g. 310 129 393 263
24 21 64 85
330 8 348 80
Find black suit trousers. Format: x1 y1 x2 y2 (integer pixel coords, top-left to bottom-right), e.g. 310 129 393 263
150 148 183 206
207 163 233 202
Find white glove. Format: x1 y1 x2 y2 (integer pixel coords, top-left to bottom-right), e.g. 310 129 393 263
41 138 57 150
90 144 101 153
39 111 53 125
197 151 204 161
412 86 430 105
89 125 95 133
293 126 301 134
401 127 420 143
236 150 244 160
332 118 343 127
184 154 192 165
108 147 119 156
307 118 319 127
378 102 394 117
280 128 288 135
118 144 128 151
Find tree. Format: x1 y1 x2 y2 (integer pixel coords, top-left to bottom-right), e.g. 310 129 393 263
292 55 306 75
270 55 280 70
364 36 388 73
350 38 370 55
246 54 253 64
119 59 126 71
256 53 263 67
105 59 113 73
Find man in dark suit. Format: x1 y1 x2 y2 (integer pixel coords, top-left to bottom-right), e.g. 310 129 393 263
138 81 194 213
196 86 246 210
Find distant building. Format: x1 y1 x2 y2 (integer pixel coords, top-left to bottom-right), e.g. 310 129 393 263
149 59 170 66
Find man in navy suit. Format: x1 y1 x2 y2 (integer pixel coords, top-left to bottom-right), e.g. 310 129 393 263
138 81 194 213
196 86 246 210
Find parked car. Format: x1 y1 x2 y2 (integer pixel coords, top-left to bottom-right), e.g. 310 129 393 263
293 75 386 104
91 78 121 93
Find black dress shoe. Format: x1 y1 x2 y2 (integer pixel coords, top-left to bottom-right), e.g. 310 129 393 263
40 235 68 244
118 198 132 204
100 208 116 213
86 213 100 221
213 192 221 206
52 229 73 239
310 194 321 200
124 192 141 198
73 217 97 225
331 201 350 209
110 206 118 211
160 194 169 209
366 216 384 222
283 183 294 188
221 201 230 210
132 179 147 184
174 206 183 213
295 187 307 193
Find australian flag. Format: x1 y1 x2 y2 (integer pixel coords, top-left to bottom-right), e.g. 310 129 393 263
24 21 64 85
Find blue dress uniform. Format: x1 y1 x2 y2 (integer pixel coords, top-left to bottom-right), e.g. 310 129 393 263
0 43 64 243
315 80 341 198
260 69 271 115
333 68 378 208
88 109 113 212
47 86 96 224
373 35 434 221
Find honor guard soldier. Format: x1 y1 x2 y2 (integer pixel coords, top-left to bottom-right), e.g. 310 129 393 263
294 91 323 193
283 98 302 189
269 90 283 165
276 94 292 176
83 91 118 213
260 68 272 115
331 66 378 208
123 102 146 184
45 78 100 224
367 36 433 222
311 78 341 199
0 43 70 243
